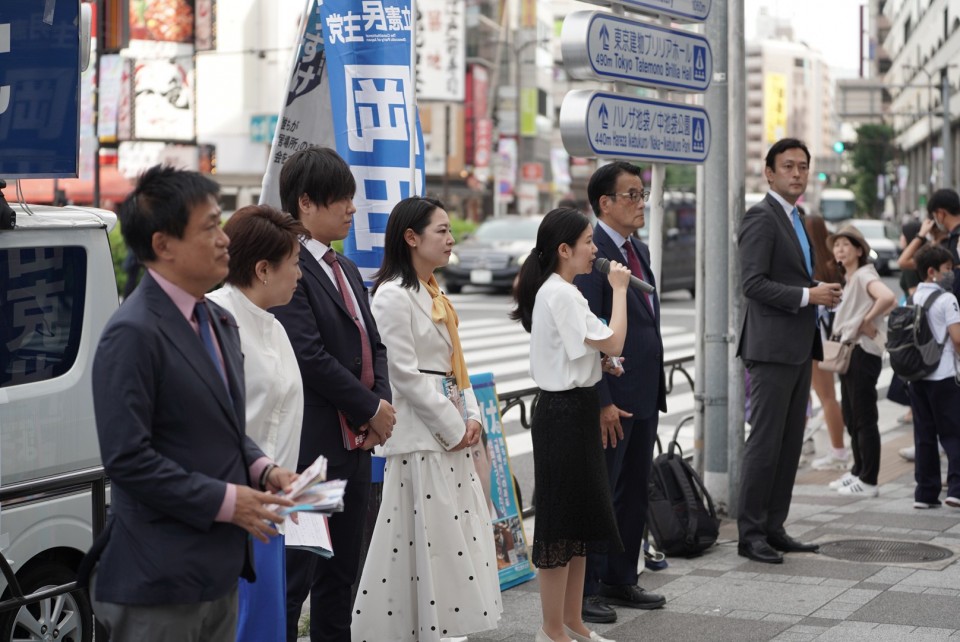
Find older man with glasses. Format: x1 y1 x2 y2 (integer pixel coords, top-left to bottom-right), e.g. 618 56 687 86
573 161 667 624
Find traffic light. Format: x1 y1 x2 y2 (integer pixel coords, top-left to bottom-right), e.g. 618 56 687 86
833 141 845 154
817 171 828 182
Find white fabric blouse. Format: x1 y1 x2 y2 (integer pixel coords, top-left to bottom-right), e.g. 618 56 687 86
529 273 613 392
207 284 304 471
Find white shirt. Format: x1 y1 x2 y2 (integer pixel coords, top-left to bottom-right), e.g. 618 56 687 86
302 238 371 336
529 273 613 391
207 285 304 470
767 190 811 308
832 264 886 357
913 282 960 381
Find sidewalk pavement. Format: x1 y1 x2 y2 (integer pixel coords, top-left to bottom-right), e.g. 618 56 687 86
301 399 960 641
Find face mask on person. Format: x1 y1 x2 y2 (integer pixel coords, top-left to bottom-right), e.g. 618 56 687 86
939 269 956 292
934 211 948 232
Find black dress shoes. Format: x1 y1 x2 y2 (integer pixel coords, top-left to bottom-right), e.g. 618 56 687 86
768 534 820 553
582 595 617 624
598 583 666 610
737 539 784 564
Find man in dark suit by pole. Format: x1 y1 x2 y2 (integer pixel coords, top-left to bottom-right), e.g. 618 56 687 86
575 161 667 623
274 147 396 642
736 138 843 564
86 166 297 641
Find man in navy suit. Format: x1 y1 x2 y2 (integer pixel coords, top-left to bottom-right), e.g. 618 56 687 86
274 147 396 642
575 161 667 623
736 138 842 563
86 166 296 641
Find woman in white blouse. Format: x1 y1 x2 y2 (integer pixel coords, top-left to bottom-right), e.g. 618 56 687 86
511 208 631 642
207 205 307 642
351 197 501 642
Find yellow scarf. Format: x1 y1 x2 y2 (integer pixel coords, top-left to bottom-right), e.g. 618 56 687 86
422 275 471 390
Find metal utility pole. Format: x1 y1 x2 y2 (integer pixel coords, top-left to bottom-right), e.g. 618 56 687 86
943 68 953 189
727 0 746 518
701 0 730 509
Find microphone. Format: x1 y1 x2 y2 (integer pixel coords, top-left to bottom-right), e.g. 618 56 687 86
594 257 656 294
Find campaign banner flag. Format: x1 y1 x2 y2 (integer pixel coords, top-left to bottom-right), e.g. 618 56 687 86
320 0 425 282
259 0 334 210
470 372 535 590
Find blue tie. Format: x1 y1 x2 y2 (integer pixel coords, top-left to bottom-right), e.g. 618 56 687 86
194 301 228 388
791 207 813 277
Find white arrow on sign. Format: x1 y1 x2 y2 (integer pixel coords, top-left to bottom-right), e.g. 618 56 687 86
575 0 710 23
560 90 711 164
562 11 712 92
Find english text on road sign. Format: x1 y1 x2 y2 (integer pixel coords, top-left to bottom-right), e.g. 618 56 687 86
560 90 710 164
574 0 710 23
561 11 712 92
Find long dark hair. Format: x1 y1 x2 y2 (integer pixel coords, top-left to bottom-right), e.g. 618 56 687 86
373 196 445 293
803 214 835 282
510 208 591 332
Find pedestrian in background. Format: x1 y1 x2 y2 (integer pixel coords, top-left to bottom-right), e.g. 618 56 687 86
736 138 841 564
352 196 501 642
512 207 630 642
207 205 309 642
825 225 896 497
273 147 396 642
574 162 666 624
803 214 848 473
906 244 960 509
83 166 296 641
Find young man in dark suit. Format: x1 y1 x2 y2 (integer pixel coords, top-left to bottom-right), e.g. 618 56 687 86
86 166 296 641
575 161 667 623
274 147 396 642
736 138 843 563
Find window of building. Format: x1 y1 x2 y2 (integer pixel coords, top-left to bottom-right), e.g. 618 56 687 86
0 246 87 388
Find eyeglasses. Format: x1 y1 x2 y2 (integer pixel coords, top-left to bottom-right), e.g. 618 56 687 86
607 190 650 203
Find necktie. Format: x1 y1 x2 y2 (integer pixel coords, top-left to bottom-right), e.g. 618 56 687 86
323 250 374 389
623 240 654 313
791 207 813 277
194 301 228 389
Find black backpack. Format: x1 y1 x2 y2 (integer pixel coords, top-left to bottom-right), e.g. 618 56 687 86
647 416 719 558
886 290 945 382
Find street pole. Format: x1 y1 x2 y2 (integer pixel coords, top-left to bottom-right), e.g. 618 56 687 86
514 27 523 214
943 68 952 189
646 12 667 291
727 0 746 518
702 0 730 510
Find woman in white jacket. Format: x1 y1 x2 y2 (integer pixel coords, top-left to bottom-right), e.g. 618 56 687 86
352 197 501 642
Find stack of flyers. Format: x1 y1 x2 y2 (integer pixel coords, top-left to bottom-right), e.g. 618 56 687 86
284 479 348 516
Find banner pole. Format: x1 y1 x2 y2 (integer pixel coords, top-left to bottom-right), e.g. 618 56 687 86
409 0 418 196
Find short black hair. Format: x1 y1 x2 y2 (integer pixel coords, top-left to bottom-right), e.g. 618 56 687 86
373 197 445 293
222 205 310 288
765 138 811 171
119 165 220 262
587 161 642 217
927 188 960 218
915 243 954 279
279 147 356 219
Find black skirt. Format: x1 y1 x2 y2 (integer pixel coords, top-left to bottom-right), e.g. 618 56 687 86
530 386 623 568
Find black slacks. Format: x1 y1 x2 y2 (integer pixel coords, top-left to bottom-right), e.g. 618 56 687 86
838 346 883 485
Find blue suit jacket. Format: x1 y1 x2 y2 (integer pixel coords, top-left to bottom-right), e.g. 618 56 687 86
271 245 391 469
88 271 265 605
574 224 667 419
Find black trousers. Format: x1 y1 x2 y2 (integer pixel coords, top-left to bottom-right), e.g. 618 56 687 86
910 377 960 502
584 412 658 594
738 359 811 543
285 451 371 642
838 346 882 485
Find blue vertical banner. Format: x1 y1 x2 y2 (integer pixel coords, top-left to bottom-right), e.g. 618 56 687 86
319 0 426 282
0 0 81 178
470 372 535 590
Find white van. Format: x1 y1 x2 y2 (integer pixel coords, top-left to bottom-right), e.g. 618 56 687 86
0 200 118 641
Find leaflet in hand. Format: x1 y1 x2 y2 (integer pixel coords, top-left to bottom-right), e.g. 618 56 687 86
285 513 333 558
437 374 467 421
283 454 328 500
281 479 347 516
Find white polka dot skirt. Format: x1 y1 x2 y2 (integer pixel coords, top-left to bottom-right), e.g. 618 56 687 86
351 450 503 642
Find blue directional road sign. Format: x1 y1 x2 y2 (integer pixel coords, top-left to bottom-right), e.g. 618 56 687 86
575 0 710 23
560 90 710 164
562 11 712 92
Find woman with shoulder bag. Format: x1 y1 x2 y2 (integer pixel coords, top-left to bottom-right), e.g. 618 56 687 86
826 225 896 497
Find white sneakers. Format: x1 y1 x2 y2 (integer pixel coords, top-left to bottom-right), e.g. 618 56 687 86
538 627 615 642
838 480 879 497
812 452 851 471
828 472 858 490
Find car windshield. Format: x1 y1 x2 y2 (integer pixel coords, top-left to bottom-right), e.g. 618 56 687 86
473 218 541 241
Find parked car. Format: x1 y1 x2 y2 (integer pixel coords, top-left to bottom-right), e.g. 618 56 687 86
636 191 696 295
0 199 120 642
442 215 543 293
846 218 901 276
